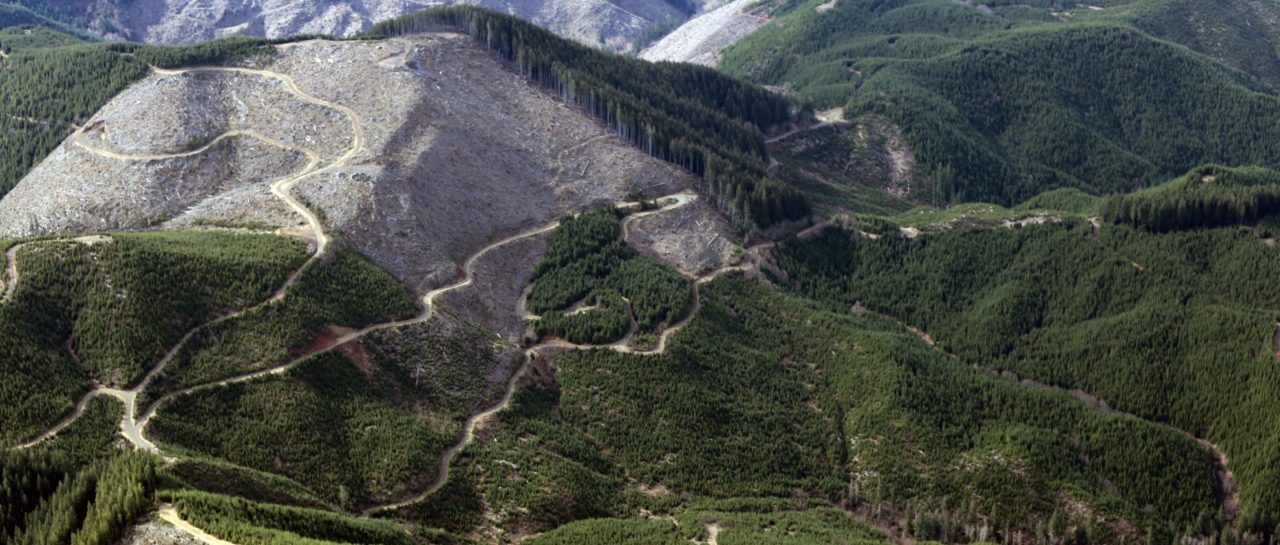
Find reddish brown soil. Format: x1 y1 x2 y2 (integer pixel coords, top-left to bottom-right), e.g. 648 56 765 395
300 325 373 374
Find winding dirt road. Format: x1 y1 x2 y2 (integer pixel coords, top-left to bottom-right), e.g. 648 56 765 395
12 62 361 453
133 219 565 444
362 192 707 515
2 242 26 303
157 505 237 545
373 198 776 513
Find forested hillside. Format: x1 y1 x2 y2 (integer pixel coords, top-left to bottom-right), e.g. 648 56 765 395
1102 165 1280 231
774 221 1280 535
400 275 1224 544
7 2 1280 543
721 0 1280 205
0 233 306 445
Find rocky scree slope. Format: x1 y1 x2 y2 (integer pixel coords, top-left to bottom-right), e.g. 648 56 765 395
639 0 770 65
13 0 732 53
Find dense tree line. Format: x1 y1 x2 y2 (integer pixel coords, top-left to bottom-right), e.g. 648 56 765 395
162 458 332 511
534 291 632 344
1102 165 1280 231
526 209 693 343
166 490 413 545
362 7 810 229
163 492 395 544
772 221 1280 536
5 451 155 545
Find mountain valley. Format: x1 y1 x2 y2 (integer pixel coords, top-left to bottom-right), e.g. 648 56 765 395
4 2 1280 545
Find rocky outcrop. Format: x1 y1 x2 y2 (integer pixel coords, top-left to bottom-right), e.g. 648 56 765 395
86 0 725 53
639 0 768 65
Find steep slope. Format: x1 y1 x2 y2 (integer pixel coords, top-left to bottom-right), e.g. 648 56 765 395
1 0 729 52
639 0 770 66
0 33 701 290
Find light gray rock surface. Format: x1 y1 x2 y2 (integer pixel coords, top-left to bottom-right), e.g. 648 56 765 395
95 0 726 53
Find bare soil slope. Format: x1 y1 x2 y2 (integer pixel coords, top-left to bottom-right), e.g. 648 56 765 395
0 33 704 298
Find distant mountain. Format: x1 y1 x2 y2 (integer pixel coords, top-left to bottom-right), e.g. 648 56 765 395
0 0 731 52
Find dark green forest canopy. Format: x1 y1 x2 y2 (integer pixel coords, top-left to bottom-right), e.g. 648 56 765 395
527 208 693 344
3 450 156 545
723 0 1280 206
364 7 810 229
1102 165 1280 231
0 232 306 446
773 221 1280 533
425 275 1223 543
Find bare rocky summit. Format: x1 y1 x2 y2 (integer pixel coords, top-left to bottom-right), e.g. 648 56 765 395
82 0 728 53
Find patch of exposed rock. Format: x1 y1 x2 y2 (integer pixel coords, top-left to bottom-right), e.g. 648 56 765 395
639 0 769 65
99 0 711 53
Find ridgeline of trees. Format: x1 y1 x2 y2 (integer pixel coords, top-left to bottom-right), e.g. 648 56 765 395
1102 165 1280 231
3 451 156 545
362 7 810 230
165 489 413 545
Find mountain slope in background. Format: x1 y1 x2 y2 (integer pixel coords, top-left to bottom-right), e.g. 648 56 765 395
0 0 732 51
639 0 769 65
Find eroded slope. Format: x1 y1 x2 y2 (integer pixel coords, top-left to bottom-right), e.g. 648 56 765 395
0 34 703 301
